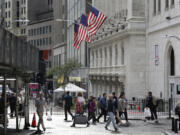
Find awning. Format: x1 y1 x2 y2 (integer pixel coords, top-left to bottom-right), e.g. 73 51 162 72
54 83 86 93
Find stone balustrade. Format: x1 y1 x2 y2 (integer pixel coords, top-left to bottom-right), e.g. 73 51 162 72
89 65 125 76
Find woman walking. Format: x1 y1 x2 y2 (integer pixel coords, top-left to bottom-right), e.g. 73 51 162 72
88 97 97 124
117 92 129 125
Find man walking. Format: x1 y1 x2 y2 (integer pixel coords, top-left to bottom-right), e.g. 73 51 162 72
112 92 118 123
146 91 158 123
9 93 16 118
105 94 118 132
35 93 47 133
63 92 73 121
97 93 107 122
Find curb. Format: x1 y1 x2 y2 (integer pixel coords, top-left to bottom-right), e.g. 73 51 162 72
164 131 178 135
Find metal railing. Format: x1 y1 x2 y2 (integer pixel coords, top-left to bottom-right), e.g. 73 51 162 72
29 98 180 120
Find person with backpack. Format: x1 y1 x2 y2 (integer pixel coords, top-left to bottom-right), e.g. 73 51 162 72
97 93 107 122
63 91 73 121
88 97 97 124
146 91 158 123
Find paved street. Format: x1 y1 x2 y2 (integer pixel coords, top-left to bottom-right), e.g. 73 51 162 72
1 113 176 135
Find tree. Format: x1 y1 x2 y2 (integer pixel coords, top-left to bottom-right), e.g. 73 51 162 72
47 59 81 87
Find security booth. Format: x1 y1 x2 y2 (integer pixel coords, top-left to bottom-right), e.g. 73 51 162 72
169 76 180 111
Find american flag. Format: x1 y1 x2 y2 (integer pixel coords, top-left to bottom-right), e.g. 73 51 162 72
76 15 88 49
87 6 107 42
74 23 82 49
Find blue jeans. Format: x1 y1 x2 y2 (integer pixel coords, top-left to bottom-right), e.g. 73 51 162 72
105 112 118 129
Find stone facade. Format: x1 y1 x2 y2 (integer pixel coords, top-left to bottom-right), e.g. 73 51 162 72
89 0 146 99
146 0 180 99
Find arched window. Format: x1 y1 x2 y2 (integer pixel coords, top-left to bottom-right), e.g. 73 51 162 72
170 48 175 76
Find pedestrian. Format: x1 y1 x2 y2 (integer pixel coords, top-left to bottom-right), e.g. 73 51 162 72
105 94 119 132
88 97 97 124
117 92 129 125
112 92 118 123
97 93 107 122
35 93 47 133
9 93 16 118
87 96 93 119
146 91 158 123
71 92 89 127
175 102 180 127
63 91 73 121
18 93 24 116
97 95 102 115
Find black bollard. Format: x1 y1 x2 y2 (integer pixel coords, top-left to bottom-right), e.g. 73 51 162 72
174 118 178 133
172 117 175 131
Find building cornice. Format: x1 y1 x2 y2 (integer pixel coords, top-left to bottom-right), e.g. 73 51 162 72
53 42 67 49
88 29 145 48
147 16 180 35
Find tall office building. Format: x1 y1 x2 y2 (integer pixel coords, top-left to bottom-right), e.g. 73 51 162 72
27 0 54 74
66 0 92 91
3 0 28 36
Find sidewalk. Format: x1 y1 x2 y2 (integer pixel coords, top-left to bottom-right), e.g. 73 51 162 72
0 114 175 135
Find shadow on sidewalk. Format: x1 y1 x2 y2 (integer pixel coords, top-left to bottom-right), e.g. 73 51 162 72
0 127 36 135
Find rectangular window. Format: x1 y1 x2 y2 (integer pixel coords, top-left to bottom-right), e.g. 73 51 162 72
153 0 156 15
28 30 30 36
45 26 48 33
49 37 52 44
165 0 169 9
158 0 161 12
171 0 175 7
34 29 36 35
8 11 10 17
43 27 45 34
8 2 11 8
40 27 42 34
37 40 39 46
49 25 52 33
43 38 45 45
40 39 42 46
59 54 61 65
46 38 48 45
37 28 40 35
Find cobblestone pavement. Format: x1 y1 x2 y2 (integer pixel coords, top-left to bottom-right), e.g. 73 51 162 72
0 113 174 135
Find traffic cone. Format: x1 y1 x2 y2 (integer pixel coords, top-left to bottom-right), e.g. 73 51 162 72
32 113 36 127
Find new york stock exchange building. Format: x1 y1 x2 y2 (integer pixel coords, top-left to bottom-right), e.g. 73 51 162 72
88 0 180 100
